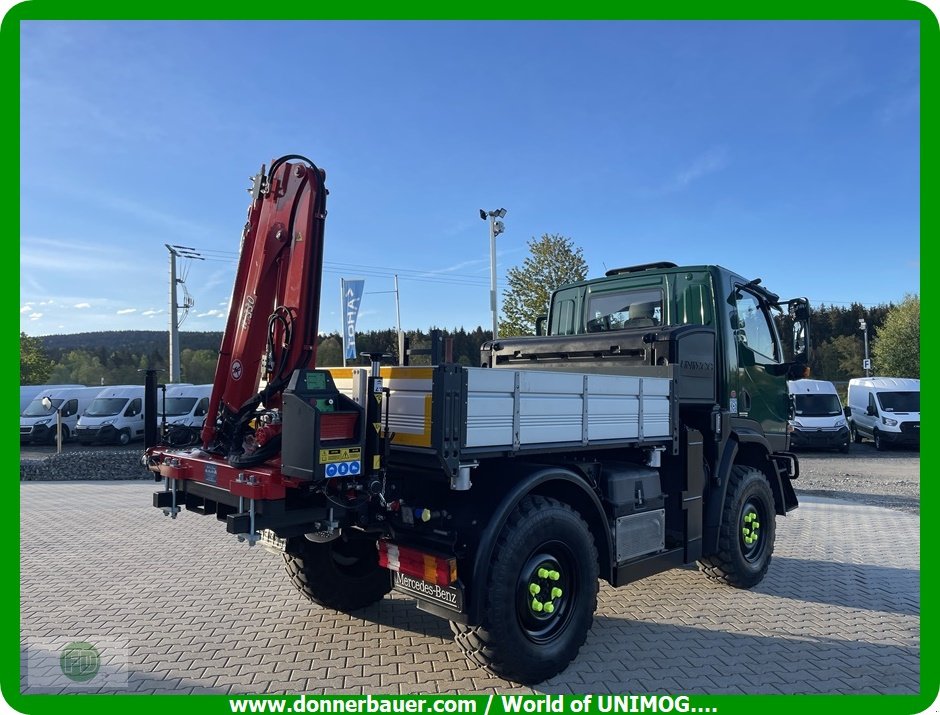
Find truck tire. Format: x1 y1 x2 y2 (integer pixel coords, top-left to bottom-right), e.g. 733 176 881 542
874 429 886 451
450 495 598 684
697 465 775 589
283 534 391 612
852 424 863 443
118 429 131 446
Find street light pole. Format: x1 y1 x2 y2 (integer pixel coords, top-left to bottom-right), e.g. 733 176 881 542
481 208 507 340
859 318 871 377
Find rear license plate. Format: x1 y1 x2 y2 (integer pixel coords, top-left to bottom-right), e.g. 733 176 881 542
393 572 463 612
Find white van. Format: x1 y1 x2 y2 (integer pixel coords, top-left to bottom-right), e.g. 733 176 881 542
787 379 850 453
20 386 104 444
159 384 212 445
75 385 147 446
20 384 82 413
847 377 920 450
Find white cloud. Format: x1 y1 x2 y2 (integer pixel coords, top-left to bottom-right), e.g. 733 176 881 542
670 147 729 190
116 308 137 315
197 309 225 318
29 312 43 320
21 305 32 313
74 302 91 309
21 236 138 273
141 309 162 316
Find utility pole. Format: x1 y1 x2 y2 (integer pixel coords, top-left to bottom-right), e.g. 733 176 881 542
859 318 871 377
395 274 404 366
166 244 203 382
480 208 507 340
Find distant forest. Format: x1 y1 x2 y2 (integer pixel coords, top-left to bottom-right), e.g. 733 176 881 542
32 302 894 387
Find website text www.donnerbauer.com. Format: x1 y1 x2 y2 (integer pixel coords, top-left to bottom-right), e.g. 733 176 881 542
230 695 478 714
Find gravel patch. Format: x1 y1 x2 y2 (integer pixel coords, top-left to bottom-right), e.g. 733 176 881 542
792 444 920 514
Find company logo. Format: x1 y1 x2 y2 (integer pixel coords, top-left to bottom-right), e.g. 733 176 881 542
59 641 100 683
680 360 714 372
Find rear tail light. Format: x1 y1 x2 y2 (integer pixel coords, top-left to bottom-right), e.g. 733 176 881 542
377 541 457 586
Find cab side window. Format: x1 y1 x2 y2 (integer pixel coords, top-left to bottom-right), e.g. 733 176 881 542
195 398 209 417
62 399 78 417
125 398 142 417
733 290 778 361
868 394 877 415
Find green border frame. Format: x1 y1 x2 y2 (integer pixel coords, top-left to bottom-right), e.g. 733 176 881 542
7 2 934 713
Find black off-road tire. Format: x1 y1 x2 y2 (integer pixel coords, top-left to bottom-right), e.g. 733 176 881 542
450 495 598 684
284 533 391 612
698 465 776 589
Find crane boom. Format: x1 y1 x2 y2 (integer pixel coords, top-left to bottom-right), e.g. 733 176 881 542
201 155 328 464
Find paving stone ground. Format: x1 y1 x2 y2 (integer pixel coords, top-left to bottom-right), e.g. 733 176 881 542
20 481 919 695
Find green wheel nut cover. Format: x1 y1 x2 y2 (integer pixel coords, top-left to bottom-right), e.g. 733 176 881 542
529 583 540 595
551 587 562 598
549 570 560 581
538 568 549 579
543 602 555 613
531 599 543 612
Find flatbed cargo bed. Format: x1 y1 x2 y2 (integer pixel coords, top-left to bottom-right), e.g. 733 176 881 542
329 364 674 475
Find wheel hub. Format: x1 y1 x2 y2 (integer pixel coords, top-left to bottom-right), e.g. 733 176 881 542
516 548 576 644
526 561 563 615
740 501 764 562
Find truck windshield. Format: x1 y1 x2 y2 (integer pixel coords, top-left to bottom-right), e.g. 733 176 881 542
162 397 198 417
85 398 128 417
22 398 63 417
877 391 919 412
793 394 842 417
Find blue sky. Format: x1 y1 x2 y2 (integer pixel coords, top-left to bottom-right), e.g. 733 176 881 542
20 20 920 337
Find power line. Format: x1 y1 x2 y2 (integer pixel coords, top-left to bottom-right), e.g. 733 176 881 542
185 247 507 288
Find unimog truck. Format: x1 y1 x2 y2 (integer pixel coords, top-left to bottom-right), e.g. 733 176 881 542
146 155 810 683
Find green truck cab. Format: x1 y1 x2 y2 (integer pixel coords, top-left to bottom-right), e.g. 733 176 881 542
539 261 811 451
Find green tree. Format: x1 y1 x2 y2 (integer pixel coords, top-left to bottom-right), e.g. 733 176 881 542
499 234 589 337
20 332 53 384
872 294 919 377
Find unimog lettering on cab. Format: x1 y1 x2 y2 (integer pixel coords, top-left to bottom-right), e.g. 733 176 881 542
146 156 810 684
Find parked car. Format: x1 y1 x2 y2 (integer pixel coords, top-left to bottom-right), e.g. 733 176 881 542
847 377 920 450
787 379 850 453
20 386 104 444
75 385 147 446
159 383 212 445
20 384 82 413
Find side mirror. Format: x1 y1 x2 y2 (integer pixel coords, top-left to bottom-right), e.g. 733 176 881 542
844 406 851 418
535 315 547 337
788 298 811 363
866 405 877 417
